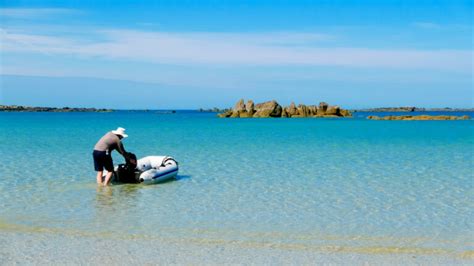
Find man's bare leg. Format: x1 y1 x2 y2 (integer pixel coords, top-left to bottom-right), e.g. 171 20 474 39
103 171 113 186
96 171 103 185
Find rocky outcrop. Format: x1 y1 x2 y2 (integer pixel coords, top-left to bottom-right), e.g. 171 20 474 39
0 105 113 112
287 102 298 116
340 109 351 117
229 99 245 117
238 111 252 118
230 111 240 118
246 100 255 116
297 104 309 117
254 100 282 117
308 105 318 116
217 110 233 118
317 102 329 115
234 99 246 112
325 106 340 116
367 115 471 121
218 99 352 118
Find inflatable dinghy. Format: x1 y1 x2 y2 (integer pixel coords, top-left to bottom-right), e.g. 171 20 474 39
111 154 179 184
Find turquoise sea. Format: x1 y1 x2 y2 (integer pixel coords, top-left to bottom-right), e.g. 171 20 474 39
0 111 473 262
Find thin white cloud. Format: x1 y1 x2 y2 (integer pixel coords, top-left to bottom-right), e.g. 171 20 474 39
0 8 77 18
0 28 472 72
413 22 442 30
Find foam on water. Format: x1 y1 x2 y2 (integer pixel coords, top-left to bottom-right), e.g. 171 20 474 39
0 111 473 259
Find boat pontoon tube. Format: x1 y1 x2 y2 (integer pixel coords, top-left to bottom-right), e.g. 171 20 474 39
136 156 179 184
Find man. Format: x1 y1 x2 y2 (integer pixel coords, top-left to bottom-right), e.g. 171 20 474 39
93 127 129 186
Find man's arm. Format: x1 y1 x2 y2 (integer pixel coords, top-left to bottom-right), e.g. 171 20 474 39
117 141 127 157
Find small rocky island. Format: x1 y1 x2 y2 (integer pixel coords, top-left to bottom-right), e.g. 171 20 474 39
355 107 418 112
0 105 113 112
217 99 352 118
198 107 229 113
355 107 474 112
367 115 471 120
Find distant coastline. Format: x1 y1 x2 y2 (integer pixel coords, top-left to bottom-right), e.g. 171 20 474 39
198 107 229 113
1 104 473 113
0 105 113 112
368 115 471 120
353 107 474 112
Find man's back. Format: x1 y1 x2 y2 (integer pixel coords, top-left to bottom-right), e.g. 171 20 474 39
94 132 119 152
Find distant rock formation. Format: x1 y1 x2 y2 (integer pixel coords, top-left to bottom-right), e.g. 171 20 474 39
254 100 282 117
357 107 417 112
198 107 227 113
354 107 474 112
0 105 113 112
217 99 352 118
367 115 471 120
287 102 297 116
317 102 328 116
246 100 255 116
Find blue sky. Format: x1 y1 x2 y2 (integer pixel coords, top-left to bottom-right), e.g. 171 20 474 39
0 0 472 109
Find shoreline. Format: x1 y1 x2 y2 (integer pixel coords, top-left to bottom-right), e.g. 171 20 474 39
1 231 471 265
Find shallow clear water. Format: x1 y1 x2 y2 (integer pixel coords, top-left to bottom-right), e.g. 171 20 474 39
0 111 473 255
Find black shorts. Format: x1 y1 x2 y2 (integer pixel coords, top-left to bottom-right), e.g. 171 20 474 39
93 150 114 172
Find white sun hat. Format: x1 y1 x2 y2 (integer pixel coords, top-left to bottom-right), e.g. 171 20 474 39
112 127 128 138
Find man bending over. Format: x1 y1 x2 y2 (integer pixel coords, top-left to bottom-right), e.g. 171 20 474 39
93 127 129 186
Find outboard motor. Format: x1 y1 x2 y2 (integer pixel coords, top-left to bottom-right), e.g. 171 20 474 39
125 152 138 168
114 152 140 183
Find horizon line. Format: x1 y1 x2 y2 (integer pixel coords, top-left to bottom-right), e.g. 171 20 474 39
1 104 474 111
